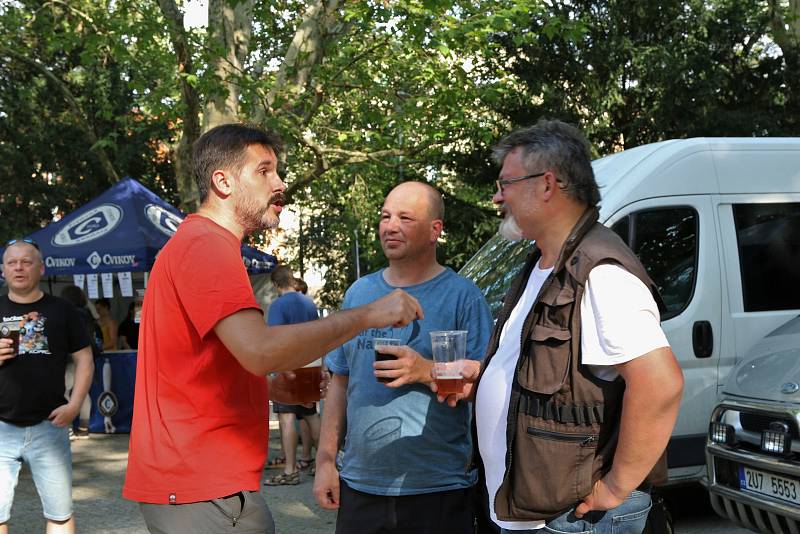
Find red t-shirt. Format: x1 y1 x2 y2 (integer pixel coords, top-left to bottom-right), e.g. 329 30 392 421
123 214 268 504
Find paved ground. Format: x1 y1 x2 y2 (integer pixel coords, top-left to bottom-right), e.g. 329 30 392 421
5 432 750 534
5 432 336 533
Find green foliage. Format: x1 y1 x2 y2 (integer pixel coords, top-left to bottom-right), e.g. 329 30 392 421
0 0 795 309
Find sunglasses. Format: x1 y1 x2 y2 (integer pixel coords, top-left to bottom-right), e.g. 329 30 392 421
5 238 40 250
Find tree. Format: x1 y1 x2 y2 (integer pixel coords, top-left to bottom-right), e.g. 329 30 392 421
0 0 178 239
3 1 793 307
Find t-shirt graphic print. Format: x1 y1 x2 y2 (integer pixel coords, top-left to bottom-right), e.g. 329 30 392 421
19 312 50 354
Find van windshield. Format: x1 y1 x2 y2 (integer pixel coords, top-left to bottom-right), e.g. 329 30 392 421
459 234 533 317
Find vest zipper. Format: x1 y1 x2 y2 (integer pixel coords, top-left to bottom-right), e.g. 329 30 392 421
526 426 597 445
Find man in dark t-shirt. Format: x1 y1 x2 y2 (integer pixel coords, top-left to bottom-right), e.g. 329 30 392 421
0 239 94 534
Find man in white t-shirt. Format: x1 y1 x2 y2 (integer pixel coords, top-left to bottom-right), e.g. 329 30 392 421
436 120 684 534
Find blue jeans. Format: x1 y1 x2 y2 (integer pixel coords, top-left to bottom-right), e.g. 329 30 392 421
500 490 651 534
0 419 73 522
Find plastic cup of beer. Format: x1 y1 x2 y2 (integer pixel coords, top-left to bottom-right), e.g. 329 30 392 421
0 323 20 357
268 358 322 404
430 330 468 395
374 338 401 384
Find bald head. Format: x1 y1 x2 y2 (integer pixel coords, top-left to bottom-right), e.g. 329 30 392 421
386 182 444 222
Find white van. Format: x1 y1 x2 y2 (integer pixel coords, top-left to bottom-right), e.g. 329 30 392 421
460 137 800 484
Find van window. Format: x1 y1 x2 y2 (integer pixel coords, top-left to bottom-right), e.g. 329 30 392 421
733 203 800 312
611 208 698 320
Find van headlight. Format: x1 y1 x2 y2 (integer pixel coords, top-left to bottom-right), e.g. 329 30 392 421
709 422 735 446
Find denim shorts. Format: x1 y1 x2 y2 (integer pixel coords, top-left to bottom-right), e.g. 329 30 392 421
500 489 652 534
0 419 73 522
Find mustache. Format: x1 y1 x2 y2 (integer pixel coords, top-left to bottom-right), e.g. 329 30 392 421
269 192 288 207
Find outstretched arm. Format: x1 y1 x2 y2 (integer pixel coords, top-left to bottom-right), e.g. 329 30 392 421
215 289 423 376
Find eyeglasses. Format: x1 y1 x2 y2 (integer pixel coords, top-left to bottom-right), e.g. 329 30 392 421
5 238 39 251
495 171 546 193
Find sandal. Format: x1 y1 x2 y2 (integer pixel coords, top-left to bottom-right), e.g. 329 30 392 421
296 457 315 471
264 471 300 486
265 456 286 468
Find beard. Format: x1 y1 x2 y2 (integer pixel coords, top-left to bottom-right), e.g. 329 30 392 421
235 192 285 234
498 211 524 242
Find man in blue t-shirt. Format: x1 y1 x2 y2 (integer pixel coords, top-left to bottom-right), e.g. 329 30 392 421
264 265 321 486
313 182 493 534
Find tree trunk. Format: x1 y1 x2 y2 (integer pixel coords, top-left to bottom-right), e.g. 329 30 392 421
203 0 256 130
157 0 201 213
769 0 800 129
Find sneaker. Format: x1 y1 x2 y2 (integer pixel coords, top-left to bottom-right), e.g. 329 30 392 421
73 427 90 440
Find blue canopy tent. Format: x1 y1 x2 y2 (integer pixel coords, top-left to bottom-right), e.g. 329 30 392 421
1 178 278 434
1 177 277 276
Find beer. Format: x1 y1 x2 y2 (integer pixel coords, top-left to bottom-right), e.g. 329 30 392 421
434 375 464 395
430 330 468 396
374 350 396 383
268 364 322 404
373 338 401 384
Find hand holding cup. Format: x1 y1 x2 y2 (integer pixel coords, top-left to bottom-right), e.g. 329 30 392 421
0 325 20 366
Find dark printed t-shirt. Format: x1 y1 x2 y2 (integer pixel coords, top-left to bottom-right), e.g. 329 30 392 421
0 294 90 426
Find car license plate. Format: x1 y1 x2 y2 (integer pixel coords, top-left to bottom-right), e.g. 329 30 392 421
739 466 800 505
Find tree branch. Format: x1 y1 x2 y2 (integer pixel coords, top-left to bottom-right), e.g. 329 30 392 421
266 0 340 110
284 133 450 197
0 46 120 183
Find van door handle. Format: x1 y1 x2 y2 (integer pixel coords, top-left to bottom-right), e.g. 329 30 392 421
692 321 713 358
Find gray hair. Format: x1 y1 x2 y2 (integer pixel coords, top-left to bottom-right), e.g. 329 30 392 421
492 119 600 207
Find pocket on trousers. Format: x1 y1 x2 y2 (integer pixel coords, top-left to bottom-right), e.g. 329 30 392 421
543 509 593 534
544 525 592 534
611 491 651 534
510 425 597 518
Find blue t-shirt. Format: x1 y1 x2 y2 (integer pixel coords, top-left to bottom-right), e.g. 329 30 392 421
267 292 318 326
325 267 493 496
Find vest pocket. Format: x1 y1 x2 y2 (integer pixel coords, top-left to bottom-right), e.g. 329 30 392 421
509 423 597 518
518 324 572 394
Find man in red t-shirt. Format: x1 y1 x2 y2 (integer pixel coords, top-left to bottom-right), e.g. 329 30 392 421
123 124 423 534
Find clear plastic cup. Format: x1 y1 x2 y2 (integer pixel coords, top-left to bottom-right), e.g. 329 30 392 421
429 330 468 395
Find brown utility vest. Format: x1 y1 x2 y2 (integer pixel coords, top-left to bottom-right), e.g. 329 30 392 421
479 207 668 522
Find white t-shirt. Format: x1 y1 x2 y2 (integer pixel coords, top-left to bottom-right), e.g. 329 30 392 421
474 262 669 530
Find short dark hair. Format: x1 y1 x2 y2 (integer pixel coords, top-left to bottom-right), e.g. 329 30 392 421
270 265 295 290
492 119 600 207
60 285 87 308
294 277 308 294
94 298 111 310
193 123 284 204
